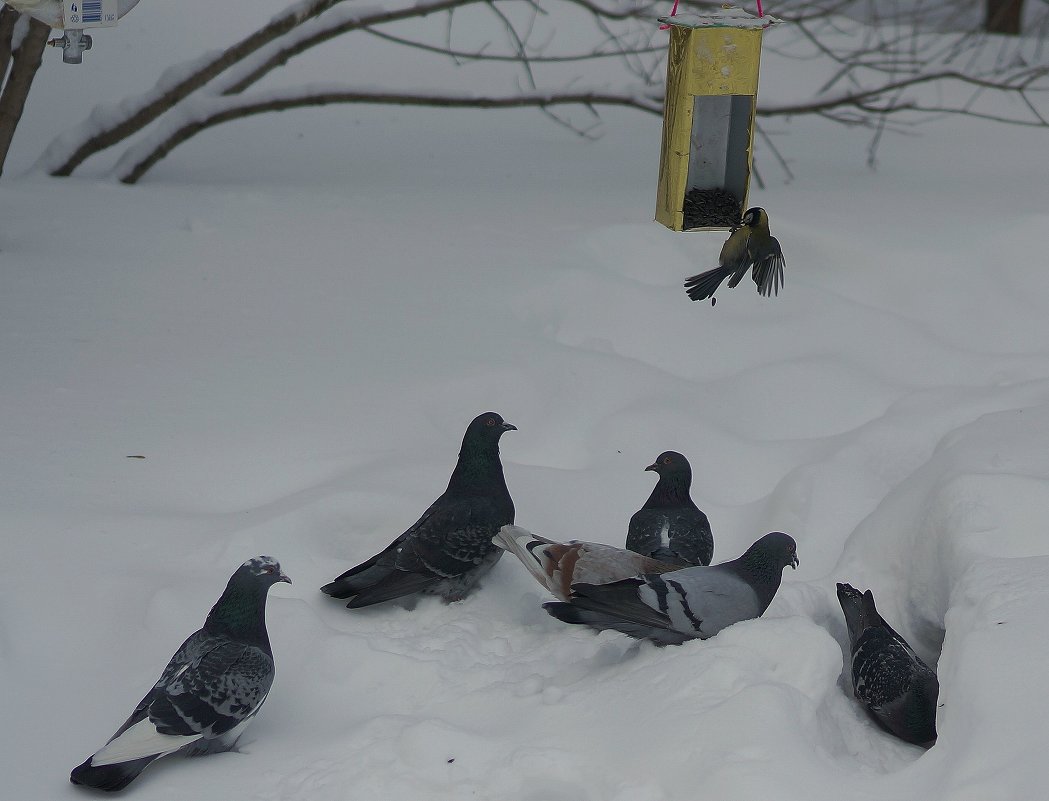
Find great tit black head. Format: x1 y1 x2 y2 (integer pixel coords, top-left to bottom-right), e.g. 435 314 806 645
741 207 767 229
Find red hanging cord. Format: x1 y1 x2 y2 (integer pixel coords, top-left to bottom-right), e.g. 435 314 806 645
658 0 680 31
757 0 764 16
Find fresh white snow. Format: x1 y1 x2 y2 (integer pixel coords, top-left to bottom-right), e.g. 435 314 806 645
2 2 1049 799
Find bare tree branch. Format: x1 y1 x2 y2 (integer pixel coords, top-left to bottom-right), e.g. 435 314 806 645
24 0 1049 184
759 67 1049 120
114 86 662 184
361 25 664 62
39 0 451 177
218 0 485 96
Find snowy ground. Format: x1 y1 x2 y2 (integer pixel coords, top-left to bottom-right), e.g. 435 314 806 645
3 3 1049 799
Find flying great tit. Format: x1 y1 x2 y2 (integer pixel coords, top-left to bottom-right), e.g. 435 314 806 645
683 207 785 304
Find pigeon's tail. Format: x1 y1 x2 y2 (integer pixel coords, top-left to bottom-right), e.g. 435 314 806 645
492 524 563 591
321 558 440 607
70 754 158 792
543 601 691 646
684 266 733 302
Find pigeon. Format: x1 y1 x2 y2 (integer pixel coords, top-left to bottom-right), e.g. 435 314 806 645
683 207 785 303
493 524 681 602
625 451 713 567
544 532 798 645
70 556 291 792
321 412 516 607
836 583 939 746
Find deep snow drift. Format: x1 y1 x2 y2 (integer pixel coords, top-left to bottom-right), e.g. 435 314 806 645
2 2 1049 799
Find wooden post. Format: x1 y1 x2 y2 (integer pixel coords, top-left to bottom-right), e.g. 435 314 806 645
0 9 51 177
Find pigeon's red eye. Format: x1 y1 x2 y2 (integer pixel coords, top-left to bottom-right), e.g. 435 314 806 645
663 456 672 465
485 418 496 427
263 566 275 574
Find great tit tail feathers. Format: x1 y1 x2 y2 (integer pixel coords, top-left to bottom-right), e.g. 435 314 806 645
684 266 733 302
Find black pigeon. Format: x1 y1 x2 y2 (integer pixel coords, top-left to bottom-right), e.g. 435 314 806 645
70 556 291 792
836 583 939 746
625 451 713 567
545 532 798 646
321 412 516 607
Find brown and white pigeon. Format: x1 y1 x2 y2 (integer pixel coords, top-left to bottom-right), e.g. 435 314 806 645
545 532 798 646
493 524 680 602
836 582 939 746
70 556 291 792
321 412 516 607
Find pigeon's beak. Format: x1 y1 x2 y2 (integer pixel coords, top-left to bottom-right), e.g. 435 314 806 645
278 571 292 584
644 462 658 472
790 554 799 570
501 422 517 432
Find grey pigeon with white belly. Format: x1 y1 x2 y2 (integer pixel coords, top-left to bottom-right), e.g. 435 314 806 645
70 556 291 792
544 532 798 645
321 412 516 607
493 524 680 602
626 451 713 567
836 582 938 746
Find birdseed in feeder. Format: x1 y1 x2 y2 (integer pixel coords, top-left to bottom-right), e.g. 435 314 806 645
682 187 742 230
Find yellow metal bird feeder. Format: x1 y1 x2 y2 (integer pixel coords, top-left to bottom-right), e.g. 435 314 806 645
655 5 781 232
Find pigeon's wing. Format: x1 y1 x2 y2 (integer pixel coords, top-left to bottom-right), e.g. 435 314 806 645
626 509 671 561
103 629 220 743
544 600 694 646
752 237 785 296
851 627 939 744
328 494 508 607
853 628 932 708
636 566 762 638
403 494 506 577
319 496 462 602
566 544 675 585
89 639 273 767
320 529 414 599
495 525 671 601
155 641 273 736
665 509 714 566
561 577 676 629
339 567 442 607
544 575 692 644
629 508 713 567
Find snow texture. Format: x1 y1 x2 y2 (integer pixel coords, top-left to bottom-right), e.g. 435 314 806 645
2 1 1049 799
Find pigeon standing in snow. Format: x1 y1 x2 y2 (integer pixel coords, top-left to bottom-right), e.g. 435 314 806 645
493 524 680 602
544 532 798 645
836 583 939 746
625 451 713 567
70 556 291 792
321 412 516 607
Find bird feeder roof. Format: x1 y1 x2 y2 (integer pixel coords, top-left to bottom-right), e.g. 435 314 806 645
658 7 782 30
